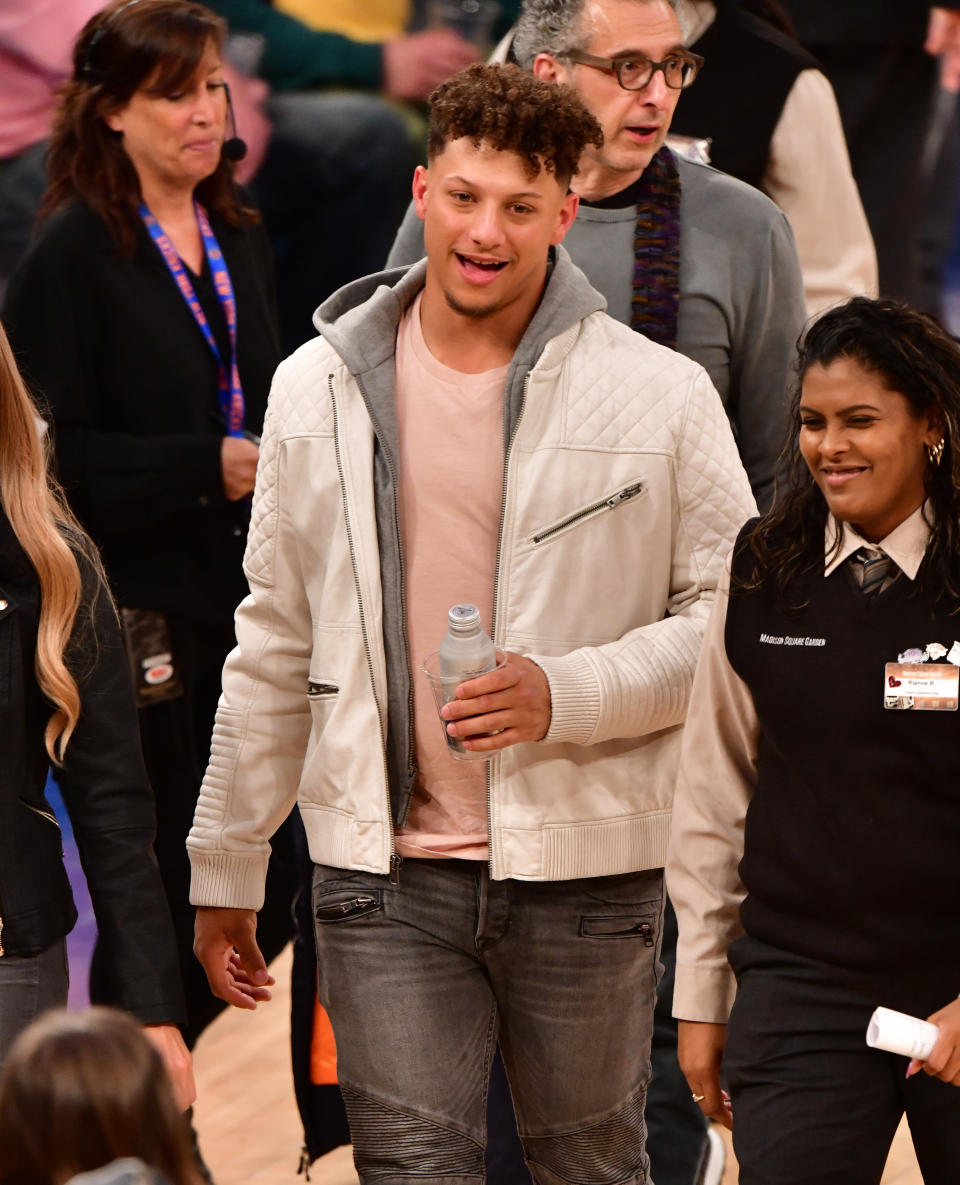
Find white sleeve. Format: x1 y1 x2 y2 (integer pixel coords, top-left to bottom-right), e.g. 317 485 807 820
667 556 759 1022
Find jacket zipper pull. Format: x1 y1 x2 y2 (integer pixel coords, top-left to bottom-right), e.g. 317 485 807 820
389 854 402 885
606 482 643 508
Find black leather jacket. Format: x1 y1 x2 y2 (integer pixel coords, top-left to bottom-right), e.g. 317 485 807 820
0 505 184 1024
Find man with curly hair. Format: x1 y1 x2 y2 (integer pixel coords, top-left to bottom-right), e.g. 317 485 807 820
188 62 755 1184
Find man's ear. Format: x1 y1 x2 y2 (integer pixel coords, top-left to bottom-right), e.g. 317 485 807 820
412 164 429 221
533 53 568 85
550 191 580 245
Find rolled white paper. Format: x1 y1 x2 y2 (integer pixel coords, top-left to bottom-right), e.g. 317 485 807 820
866 1007 939 1060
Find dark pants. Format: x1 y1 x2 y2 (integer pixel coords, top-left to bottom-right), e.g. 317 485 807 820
725 934 960 1185
89 615 294 1048
0 939 68 1064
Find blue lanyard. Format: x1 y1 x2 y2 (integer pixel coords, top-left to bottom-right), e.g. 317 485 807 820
140 200 245 437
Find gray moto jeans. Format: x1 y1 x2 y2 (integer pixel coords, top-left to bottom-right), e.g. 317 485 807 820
312 858 663 1185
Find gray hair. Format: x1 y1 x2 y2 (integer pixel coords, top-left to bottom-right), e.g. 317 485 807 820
513 0 683 70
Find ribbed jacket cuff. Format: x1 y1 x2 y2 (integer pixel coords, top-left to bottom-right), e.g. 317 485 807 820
530 651 601 745
672 962 738 1024
189 851 270 912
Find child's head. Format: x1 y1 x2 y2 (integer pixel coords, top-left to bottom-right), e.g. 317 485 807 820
0 1008 200 1185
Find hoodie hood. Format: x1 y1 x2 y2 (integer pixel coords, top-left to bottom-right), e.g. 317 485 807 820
314 244 607 382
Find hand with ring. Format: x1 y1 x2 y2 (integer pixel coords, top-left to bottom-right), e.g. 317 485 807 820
678 1019 732 1130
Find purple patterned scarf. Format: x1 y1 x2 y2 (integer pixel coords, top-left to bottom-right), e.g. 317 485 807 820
630 147 681 349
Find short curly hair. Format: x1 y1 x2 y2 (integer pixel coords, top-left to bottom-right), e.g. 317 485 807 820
427 63 603 187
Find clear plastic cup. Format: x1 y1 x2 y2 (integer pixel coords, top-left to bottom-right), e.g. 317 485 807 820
422 650 507 762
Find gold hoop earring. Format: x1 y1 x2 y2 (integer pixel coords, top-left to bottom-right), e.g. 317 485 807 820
928 437 946 467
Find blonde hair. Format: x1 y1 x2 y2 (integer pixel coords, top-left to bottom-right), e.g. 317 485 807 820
0 322 107 762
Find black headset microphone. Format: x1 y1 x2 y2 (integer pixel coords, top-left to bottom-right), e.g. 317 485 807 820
221 83 248 163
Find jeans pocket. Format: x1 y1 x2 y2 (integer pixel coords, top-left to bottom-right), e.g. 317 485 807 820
313 887 383 924
579 912 657 945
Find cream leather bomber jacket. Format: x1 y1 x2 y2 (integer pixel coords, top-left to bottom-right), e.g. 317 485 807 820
187 251 756 909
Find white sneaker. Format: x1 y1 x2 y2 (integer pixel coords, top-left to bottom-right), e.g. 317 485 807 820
701 1125 726 1185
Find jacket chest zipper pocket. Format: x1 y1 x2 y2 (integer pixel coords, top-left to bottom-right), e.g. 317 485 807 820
531 482 644 545
307 681 340 698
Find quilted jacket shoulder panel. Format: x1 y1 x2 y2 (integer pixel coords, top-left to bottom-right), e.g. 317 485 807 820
559 313 702 450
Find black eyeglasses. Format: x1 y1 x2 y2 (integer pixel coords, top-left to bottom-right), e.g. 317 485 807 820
562 48 704 91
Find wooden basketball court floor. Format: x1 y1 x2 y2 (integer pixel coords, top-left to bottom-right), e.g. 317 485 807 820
192 945 924 1185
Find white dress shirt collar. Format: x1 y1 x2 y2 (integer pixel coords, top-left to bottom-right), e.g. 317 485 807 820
823 503 931 581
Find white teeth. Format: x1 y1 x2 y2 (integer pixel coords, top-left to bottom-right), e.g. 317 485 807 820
459 254 504 269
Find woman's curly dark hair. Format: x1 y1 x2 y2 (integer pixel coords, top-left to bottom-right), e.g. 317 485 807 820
743 296 960 608
427 63 603 187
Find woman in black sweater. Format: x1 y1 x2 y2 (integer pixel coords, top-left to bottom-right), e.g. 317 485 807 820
669 297 960 1184
4 0 292 1048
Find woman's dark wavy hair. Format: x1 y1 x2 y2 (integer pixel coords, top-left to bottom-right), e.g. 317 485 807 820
743 296 960 606
41 0 256 254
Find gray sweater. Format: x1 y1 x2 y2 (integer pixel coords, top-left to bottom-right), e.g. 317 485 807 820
387 154 806 509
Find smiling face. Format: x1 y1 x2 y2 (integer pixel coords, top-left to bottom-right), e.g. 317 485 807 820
413 137 578 333
798 357 941 542
105 40 226 201
533 0 684 197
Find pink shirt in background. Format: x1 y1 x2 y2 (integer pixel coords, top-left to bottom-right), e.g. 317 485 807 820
393 292 507 861
0 0 105 158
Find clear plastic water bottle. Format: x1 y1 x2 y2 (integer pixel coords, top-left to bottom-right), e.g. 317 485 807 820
438 604 496 757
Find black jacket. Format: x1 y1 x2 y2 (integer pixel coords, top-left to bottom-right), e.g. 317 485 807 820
0 505 184 1023
3 199 281 627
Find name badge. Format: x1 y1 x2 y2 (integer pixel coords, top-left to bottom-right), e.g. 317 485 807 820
884 663 959 711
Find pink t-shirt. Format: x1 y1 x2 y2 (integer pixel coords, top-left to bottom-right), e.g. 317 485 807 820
393 293 506 861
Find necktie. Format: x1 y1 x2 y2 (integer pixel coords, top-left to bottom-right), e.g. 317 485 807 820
856 548 893 596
